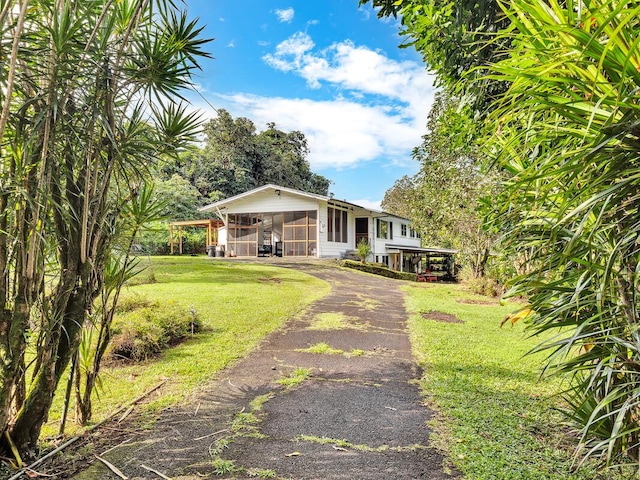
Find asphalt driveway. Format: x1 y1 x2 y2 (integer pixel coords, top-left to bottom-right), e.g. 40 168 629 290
70 261 459 480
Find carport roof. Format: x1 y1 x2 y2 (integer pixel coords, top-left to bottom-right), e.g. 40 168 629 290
385 245 457 255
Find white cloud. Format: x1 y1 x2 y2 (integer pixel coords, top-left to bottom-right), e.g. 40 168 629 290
256 33 434 169
275 7 294 23
263 33 434 126
227 41 235 48
224 94 421 170
188 33 435 173
263 32 314 71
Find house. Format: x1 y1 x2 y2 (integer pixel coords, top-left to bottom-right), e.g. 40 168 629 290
199 184 455 274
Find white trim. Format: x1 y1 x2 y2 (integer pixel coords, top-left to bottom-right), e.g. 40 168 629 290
200 184 329 212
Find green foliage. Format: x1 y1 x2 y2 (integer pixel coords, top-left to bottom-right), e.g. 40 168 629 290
246 468 277 478
209 437 231 456
211 458 238 475
404 282 625 479
379 175 416 219
154 174 205 221
43 257 329 439
136 222 206 255
0 0 210 454
485 0 640 470
361 0 511 113
355 238 372 263
110 299 201 361
308 312 365 331
458 265 503 297
277 368 312 388
297 343 345 355
340 260 415 281
160 109 331 207
382 93 500 277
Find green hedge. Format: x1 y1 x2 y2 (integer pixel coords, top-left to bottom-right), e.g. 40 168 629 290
340 260 416 281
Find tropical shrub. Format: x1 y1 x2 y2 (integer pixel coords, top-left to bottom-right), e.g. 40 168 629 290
0 0 209 454
355 238 372 263
111 298 201 361
488 0 640 470
341 260 415 281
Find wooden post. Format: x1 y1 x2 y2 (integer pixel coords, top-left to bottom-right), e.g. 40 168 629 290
170 224 174 255
178 227 183 254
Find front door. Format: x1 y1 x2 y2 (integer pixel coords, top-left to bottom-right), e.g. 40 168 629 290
355 217 369 246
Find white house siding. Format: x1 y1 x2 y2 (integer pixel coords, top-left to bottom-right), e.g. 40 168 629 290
201 185 422 262
370 216 422 267
316 200 357 258
221 189 318 214
218 226 227 246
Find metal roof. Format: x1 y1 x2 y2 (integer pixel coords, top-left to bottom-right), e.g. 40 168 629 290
199 184 411 221
385 245 457 255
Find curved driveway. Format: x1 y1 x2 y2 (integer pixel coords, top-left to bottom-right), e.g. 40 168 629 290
74 261 458 480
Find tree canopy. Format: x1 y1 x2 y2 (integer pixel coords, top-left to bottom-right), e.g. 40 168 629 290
360 0 511 113
382 93 499 276
162 109 330 209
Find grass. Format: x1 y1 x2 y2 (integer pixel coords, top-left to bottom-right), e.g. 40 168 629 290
307 312 365 330
42 256 329 439
276 368 312 388
297 342 344 355
246 468 278 478
212 458 238 475
296 343 369 357
404 282 624 480
294 434 422 453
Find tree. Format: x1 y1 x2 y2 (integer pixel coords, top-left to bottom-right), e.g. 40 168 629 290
381 175 417 220
360 0 512 113
0 0 209 456
256 124 330 194
487 0 640 470
383 93 499 277
155 174 205 221
163 110 330 202
365 0 509 279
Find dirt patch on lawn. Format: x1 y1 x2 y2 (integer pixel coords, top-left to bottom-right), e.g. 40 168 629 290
421 310 463 324
456 298 496 305
259 277 282 283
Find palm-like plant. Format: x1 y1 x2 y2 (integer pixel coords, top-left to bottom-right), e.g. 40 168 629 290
0 0 210 456
488 0 640 470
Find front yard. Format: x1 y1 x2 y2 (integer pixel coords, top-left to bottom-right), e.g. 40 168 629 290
405 282 625 480
42 257 330 439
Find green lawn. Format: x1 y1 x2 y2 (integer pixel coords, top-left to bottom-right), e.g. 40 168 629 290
42 256 329 438
404 282 621 480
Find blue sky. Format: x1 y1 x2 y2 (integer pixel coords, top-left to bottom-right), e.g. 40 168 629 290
184 0 436 209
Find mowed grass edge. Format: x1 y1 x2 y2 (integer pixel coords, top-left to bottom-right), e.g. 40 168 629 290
403 282 622 480
42 256 330 439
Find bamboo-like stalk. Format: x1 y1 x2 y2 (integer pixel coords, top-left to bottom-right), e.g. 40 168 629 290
0 0 29 141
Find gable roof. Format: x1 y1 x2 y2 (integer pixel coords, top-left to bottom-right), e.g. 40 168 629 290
199 184 328 212
199 183 411 222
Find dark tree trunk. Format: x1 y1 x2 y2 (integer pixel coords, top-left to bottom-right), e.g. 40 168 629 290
8 268 89 453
